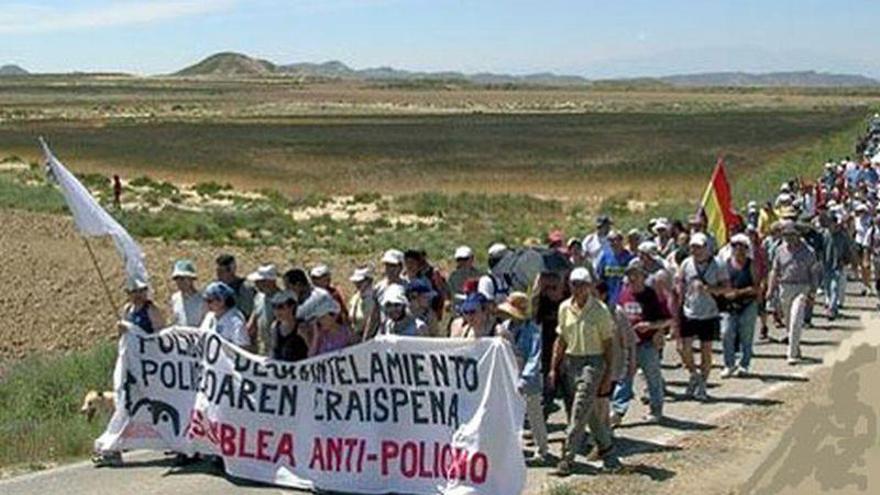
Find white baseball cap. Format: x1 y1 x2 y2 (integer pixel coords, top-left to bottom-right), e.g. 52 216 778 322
349 266 373 283
569 267 593 284
453 245 474 260
689 232 709 247
247 264 277 282
637 241 659 255
381 249 404 265
487 243 508 258
381 284 409 306
730 233 751 248
310 264 330 278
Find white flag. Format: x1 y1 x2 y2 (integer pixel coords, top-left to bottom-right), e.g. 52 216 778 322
40 138 149 284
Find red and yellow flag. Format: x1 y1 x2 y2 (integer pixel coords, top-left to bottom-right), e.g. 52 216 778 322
700 156 739 245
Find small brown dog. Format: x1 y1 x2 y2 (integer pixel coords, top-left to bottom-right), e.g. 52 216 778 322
80 390 115 422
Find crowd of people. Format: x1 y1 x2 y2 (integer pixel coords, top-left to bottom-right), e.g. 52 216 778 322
107 114 880 476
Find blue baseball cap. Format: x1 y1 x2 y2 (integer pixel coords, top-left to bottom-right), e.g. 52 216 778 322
406 278 436 297
203 281 234 301
459 292 489 314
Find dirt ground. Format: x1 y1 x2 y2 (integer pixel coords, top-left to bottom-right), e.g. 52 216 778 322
0 209 362 363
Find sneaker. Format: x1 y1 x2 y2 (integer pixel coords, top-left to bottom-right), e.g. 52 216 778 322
642 413 662 424
609 411 623 428
694 376 709 402
526 450 552 464
787 357 799 366
734 367 749 377
685 373 699 398
720 367 735 379
554 459 573 477
91 451 122 468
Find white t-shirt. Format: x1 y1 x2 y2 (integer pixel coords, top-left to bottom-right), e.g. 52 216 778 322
582 232 608 261
856 214 872 247
170 290 207 327
201 308 249 347
478 273 509 304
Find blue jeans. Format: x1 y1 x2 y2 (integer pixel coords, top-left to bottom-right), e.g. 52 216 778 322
611 341 664 417
721 302 758 370
824 267 845 317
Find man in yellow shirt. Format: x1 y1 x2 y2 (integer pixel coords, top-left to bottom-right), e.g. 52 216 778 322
549 267 619 475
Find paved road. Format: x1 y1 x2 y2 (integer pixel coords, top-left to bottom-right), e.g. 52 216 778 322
1 288 873 495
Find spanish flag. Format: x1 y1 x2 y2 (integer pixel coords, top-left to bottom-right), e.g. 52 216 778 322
700 156 738 245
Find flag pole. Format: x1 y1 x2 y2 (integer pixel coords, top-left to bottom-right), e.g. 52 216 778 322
82 236 120 319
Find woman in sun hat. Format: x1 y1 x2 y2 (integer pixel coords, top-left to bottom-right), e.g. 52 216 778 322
297 289 349 357
497 291 550 463
169 259 206 327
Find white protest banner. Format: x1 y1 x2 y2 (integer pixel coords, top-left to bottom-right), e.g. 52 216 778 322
96 328 526 494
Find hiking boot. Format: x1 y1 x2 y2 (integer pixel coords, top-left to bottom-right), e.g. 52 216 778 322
694 376 709 402
554 459 573 477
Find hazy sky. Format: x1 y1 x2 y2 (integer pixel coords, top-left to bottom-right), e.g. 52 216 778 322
2 0 879 77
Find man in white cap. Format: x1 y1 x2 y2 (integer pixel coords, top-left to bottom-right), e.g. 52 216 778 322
169 259 207 327
853 202 873 295
347 266 375 341
767 220 819 365
478 243 511 304
651 218 673 257
675 232 730 401
379 284 428 337
363 249 407 340
246 264 280 355
119 276 165 335
448 246 481 301
549 267 619 475
311 264 350 327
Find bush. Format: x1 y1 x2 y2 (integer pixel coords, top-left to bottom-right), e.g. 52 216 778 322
193 181 232 197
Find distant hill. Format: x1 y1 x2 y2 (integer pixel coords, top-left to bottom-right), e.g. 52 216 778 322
173 53 880 88
657 71 880 87
0 64 29 76
174 52 276 77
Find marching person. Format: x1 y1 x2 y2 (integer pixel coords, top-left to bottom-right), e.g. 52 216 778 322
549 267 620 476
379 284 429 337
582 214 613 262
403 248 450 320
451 292 498 339
119 277 165 335
595 230 633 306
720 234 760 378
310 264 351 326
611 259 671 424
478 243 511 305
675 232 730 401
363 249 407 341
168 259 206 327
821 213 850 320
246 264 280 355
269 290 308 362
767 220 820 365
200 281 250 348
497 292 550 463
407 278 440 336
347 266 375 342
447 245 481 300
214 253 255 318
297 290 350 357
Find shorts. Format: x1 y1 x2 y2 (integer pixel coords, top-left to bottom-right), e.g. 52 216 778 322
680 317 720 342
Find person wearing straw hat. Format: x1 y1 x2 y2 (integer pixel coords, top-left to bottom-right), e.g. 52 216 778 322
169 259 206 327
347 266 375 342
119 276 165 335
246 264 281 356
497 292 550 464
200 281 249 348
